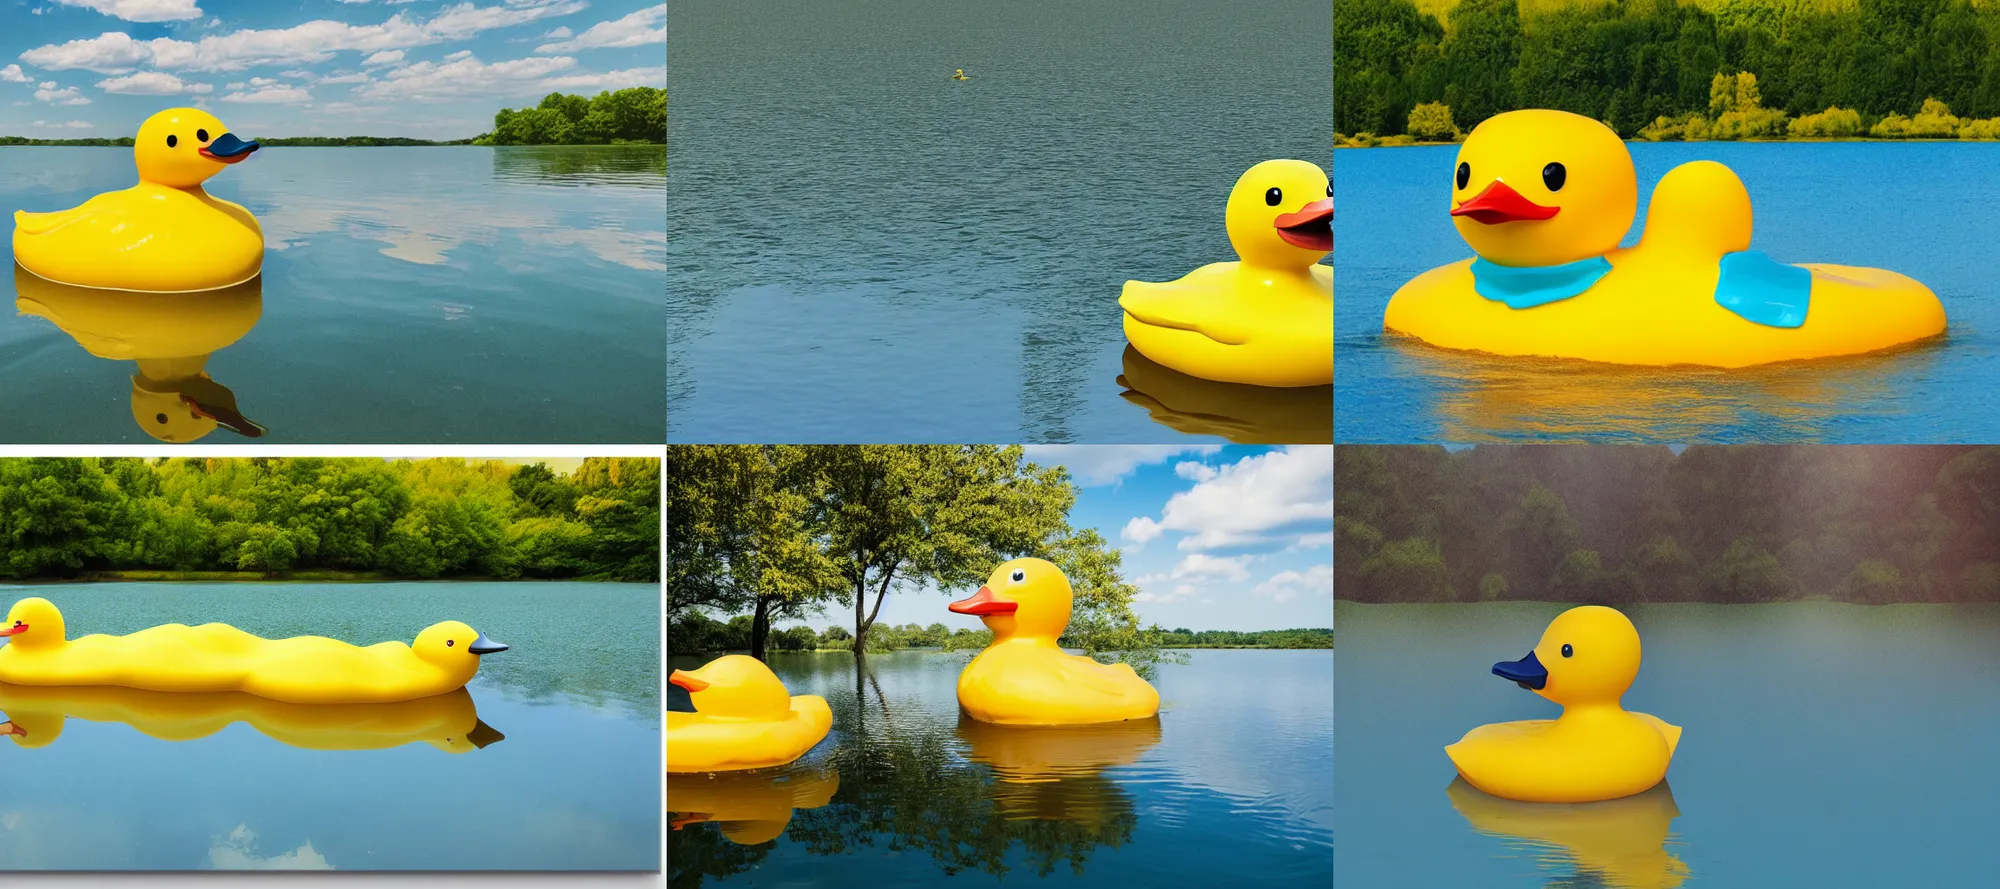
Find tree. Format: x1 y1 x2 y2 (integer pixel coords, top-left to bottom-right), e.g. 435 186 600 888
1406 102 1460 141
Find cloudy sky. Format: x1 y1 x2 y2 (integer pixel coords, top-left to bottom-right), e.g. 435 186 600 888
1 0 665 139
801 445 1335 634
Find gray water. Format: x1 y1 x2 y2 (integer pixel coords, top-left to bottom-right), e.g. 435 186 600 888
666 0 1333 443
0 582 660 870
667 649 1331 887
0 146 665 444
1336 601 2000 886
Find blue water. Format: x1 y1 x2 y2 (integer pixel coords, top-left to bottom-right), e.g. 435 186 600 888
666 0 1332 443
1335 601 2000 886
1334 142 2000 443
668 649 1331 887
0 582 660 871
0 146 666 444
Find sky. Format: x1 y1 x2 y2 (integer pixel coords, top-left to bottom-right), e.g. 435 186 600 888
1 0 665 139
799 445 1336 634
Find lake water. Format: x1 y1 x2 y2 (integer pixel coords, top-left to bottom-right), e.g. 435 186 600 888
1335 142 2000 443
1335 601 2000 886
667 649 1331 887
666 0 1332 443
0 582 660 871
0 146 666 444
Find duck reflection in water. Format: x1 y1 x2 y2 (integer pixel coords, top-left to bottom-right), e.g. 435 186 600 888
956 713 1161 824
1447 777 1688 889
14 264 266 442
1118 346 1330 444
0 683 502 753
667 765 840 846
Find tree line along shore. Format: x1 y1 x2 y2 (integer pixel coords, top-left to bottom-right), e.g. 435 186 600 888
1339 0 2000 143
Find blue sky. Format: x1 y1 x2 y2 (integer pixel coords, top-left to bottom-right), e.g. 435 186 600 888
797 445 1335 634
1 0 664 139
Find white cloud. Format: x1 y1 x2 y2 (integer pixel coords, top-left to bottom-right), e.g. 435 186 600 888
542 26 572 39
1253 565 1333 603
1123 446 1333 551
0 65 28 83
537 4 665 53
540 64 664 91
353 54 574 101
445 50 473 61
53 0 203 23
1291 531 1334 550
363 50 405 67
97 71 210 95
1023 445 1222 487
23 1 588 73
30 120 94 129
318 71 371 84
34 85 91 106
1174 460 1218 482
221 86 312 104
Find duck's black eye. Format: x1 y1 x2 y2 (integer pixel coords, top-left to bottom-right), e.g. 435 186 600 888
1543 162 1566 192
1010 569 1025 582
197 128 209 142
1264 187 1282 206
446 639 455 647
1455 161 1470 190
11 621 21 628
1326 184 1332 197
155 413 167 424
1561 643 1573 658
165 134 177 148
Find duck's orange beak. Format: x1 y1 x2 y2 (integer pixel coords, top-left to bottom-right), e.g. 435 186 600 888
948 586 1018 616
1451 180 1559 225
0 623 27 636
1274 198 1332 252
669 670 710 692
0 722 22 738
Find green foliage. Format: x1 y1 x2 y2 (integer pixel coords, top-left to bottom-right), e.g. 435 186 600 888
1338 0 2000 138
488 88 665 146
0 457 657 582
1789 106 1866 137
1407 101 1463 140
1336 445 2000 604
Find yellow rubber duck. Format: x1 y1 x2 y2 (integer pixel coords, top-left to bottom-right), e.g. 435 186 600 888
1447 605 1680 803
668 766 840 845
15 264 265 442
667 654 831 773
1121 159 1332 388
949 558 1161 725
0 597 507 705
0 683 502 754
1384 109 1947 367
1447 777 1689 889
952 68 971 81
14 107 262 293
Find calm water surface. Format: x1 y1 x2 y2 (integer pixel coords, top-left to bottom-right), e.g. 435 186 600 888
668 0 1332 443
667 649 1331 887
1335 142 2000 443
1336 602 2000 887
0 146 665 444
0 582 660 870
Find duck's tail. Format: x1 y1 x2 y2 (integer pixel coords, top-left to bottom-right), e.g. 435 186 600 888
1634 712 1682 757
14 208 80 237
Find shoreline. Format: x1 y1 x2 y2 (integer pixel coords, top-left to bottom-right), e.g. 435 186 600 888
1336 137 1996 149
2 572 651 584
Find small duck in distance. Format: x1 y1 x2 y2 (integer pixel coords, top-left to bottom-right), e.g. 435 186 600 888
953 68 972 81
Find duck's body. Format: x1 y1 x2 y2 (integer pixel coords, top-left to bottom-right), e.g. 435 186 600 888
0 683 502 753
1121 159 1332 388
1446 605 1681 803
0 598 506 705
1385 110 1945 368
952 68 971 80
667 655 831 773
950 558 1161 726
13 108 263 293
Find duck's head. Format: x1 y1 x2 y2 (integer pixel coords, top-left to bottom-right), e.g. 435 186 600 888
1449 110 1636 268
1492 605 1642 706
669 654 793 719
0 598 67 651
1225 159 1332 267
949 557 1073 641
411 621 508 674
134 108 259 188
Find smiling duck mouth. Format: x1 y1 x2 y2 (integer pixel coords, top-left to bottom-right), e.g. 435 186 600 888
1274 198 1332 251
1451 180 1559 225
